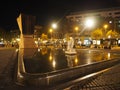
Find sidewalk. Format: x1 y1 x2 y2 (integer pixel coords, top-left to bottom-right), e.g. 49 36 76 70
0 48 16 73
69 63 120 90
0 48 18 89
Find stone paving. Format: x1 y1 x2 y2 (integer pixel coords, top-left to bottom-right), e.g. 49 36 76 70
69 63 120 90
0 48 18 89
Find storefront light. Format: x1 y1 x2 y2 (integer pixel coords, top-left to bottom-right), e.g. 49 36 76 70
118 40 120 44
97 40 100 45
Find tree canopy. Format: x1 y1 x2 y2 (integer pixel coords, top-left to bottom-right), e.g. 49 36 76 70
91 28 103 40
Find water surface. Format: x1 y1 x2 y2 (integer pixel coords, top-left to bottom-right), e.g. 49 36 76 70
22 48 120 74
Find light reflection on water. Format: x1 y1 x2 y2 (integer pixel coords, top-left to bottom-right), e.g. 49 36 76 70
23 48 120 74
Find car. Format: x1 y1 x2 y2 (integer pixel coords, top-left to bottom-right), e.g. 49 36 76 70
0 42 5 47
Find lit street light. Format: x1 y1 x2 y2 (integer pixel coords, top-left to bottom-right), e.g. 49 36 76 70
85 19 94 28
103 24 108 39
104 24 108 29
84 18 95 47
49 28 53 39
49 28 53 33
52 23 57 29
75 26 79 32
74 26 79 38
51 23 57 39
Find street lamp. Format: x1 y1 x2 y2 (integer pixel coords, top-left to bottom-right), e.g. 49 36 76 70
103 24 108 39
51 23 58 39
52 23 57 29
75 26 79 32
104 24 108 29
74 26 79 37
85 19 94 28
49 28 53 39
84 18 95 47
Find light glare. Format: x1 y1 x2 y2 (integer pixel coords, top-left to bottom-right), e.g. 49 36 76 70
52 23 57 29
85 19 94 28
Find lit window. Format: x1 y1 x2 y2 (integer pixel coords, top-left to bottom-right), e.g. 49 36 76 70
109 21 112 23
118 21 120 23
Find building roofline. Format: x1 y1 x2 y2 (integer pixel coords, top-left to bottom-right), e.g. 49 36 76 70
69 7 120 15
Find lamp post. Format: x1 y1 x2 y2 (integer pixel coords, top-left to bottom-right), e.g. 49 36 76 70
85 19 95 47
49 28 53 39
103 24 108 39
51 23 57 39
74 26 79 46
108 35 111 49
75 26 79 32
52 23 57 29
103 24 108 49
85 19 94 28
74 26 79 38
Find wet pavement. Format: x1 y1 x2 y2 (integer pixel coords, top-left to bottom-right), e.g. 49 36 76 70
0 47 120 90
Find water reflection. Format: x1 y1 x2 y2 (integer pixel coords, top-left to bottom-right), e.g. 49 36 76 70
22 48 120 74
49 53 53 61
52 60 56 70
66 55 78 67
75 57 78 65
108 53 111 59
48 50 56 70
40 48 48 55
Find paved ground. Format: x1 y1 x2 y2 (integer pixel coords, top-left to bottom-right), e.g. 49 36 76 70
68 62 120 90
0 47 120 90
0 48 19 89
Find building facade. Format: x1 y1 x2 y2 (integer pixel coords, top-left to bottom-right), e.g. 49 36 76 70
66 7 120 33
66 7 120 47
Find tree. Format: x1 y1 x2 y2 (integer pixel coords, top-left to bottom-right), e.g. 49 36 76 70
106 30 119 38
41 33 48 40
91 28 103 40
0 28 6 40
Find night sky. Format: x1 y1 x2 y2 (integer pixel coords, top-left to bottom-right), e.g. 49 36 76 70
0 0 120 31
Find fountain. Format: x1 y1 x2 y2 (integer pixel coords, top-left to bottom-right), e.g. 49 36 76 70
15 13 120 89
65 37 77 55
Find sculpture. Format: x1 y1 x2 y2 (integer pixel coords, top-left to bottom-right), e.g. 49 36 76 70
65 37 77 54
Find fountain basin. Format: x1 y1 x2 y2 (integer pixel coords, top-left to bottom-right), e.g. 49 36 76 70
16 48 120 87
